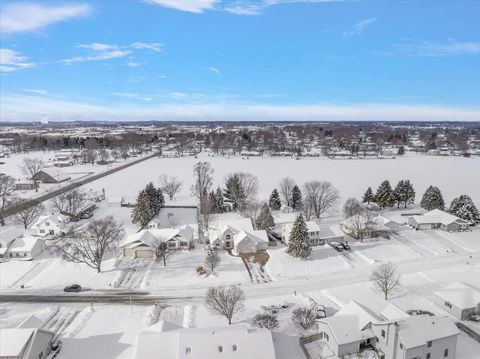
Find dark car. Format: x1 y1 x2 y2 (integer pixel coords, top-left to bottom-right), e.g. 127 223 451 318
64 284 82 293
341 242 351 250
330 242 344 252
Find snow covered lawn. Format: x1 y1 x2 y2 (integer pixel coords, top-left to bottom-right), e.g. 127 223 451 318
353 239 422 264
267 245 351 280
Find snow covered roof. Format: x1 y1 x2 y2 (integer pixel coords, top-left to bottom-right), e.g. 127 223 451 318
340 214 391 231
0 329 34 357
121 226 194 248
218 218 255 233
397 315 459 349
38 168 71 181
233 230 268 246
380 303 410 321
9 236 42 252
410 209 468 226
134 321 277 359
32 214 69 228
284 221 320 233
434 281 480 309
0 226 23 243
18 315 44 329
319 301 380 345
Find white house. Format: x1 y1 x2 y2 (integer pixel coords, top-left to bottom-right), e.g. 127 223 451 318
134 321 277 359
281 221 344 246
31 214 71 237
340 213 392 240
0 226 23 259
408 209 470 232
121 225 194 259
434 281 480 320
316 301 459 359
7 236 45 259
0 315 55 359
208 219 269 254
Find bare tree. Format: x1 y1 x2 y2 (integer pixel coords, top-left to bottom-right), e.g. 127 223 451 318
11 199 44 229
98 148 109 162
205 285 245 325
279 177 296 206
224 172 259 212
0 174 16 225
55 216 124 273
20 158 44 192
250 313 279 330
205 245 221 273
292 306 318 330
51 188 87 220
245 199 262 228
159 174 183 201
191 162 214 199
341 208 378 240
303 181 339 220
342 198 363 218
371 262 400 300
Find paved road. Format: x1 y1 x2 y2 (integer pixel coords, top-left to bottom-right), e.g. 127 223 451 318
3 151 161 217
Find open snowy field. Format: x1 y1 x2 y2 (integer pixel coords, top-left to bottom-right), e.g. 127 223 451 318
86 152 480 207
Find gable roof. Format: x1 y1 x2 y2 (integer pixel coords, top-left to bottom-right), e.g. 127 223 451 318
397 315 459 349
434 281 480 309
121 226 194 248
0 329 33 357
411 209 468 226
32 214 69 228
8 236 42 253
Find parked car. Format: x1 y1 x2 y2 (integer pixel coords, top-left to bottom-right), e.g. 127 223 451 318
64 284 82 293
330 242 343 252
340 242 351 250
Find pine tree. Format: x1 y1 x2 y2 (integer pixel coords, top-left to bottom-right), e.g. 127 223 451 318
397 146 405 156
209 190 218 213
393 180 406 208
215 186 224 212
131 190 153 228
403 180 416 208
374 180 394 209
291 185 303 211
256 203 275 230
362 187 374 204
449 195 480 224
420 185 445 211
269 189 282 210
224 174 246 211
286 214 311 259
144 182 164 216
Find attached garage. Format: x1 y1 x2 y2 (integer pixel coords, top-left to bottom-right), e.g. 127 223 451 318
123 244 156 259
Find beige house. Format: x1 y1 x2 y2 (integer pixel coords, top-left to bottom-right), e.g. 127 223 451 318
281 220 344 246
408 209 470 232
121 225 194 259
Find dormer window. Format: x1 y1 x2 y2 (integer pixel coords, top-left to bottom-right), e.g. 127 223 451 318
218 346 223 353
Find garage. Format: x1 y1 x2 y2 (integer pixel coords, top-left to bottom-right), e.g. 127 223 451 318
123 244 155 259
134 249 155 259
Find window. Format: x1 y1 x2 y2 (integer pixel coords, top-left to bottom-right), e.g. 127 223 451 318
40 229 45 234
444 349 449 357
49 230 54 235
324 333 329 341
427 341 432 348
427 353 431 359
232 345 237 352
39 351 44 359
45 222 50 226
185 347 191 355
381 329 386 338
218 346 223 353
399 343 403 350
168 242 176 248
445 301 452 309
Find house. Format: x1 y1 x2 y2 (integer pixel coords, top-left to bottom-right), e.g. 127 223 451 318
146 215 162 229
85 188 105 202
0 315 54 359
66 201 96 221
53 160 73 167
315 301 460 359
134 321 277 359
31 169 71 184
281 221 344 246
408 209 470 232
121 225 194 259
208 219 269 254
7 236 46 259
15 182 36 191
31 214 71 237
434 281 480 320
340 213 392 240
0 226 23 258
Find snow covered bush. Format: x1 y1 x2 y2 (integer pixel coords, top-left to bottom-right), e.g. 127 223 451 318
250 312 279 330
292 306 318 330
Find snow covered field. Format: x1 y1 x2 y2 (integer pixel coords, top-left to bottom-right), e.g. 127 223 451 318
85 152 480 207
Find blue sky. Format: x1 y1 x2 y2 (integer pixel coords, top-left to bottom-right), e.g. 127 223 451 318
1 0 479 122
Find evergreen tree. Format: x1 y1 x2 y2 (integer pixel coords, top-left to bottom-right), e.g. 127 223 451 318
291 185 303 211
393 180 406 208
269 188 282 210
224 174 246 211
374 180 394 209
256 203 275 230
449 195 480 224
144 182 164 215
420 185 445 211
209 190 218 213
286 214 311 259
362 187 374 204
403 180 416 208
131 190 153 228
215 186 224 212
397 146 405 156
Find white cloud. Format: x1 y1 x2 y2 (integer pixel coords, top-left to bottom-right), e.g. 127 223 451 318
395 39 480 56
145 0 219 13
0 49 34 72
130 42 163 52
157 75 167 79
0 3 91 34
127 60 141 68
208 66 221 74
128 76 147 83
1 93 479 122
23 88 48 95
110 92 152 101
224 2 263 15
342 17 377 38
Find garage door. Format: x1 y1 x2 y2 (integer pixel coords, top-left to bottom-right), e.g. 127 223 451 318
135 249 155 259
